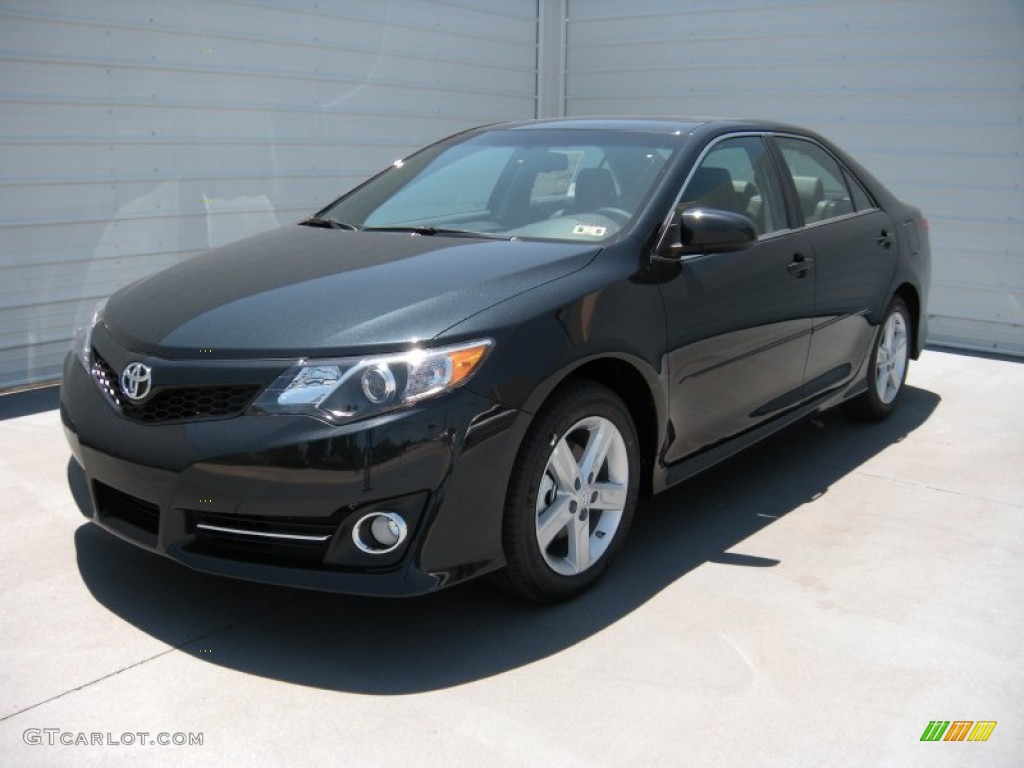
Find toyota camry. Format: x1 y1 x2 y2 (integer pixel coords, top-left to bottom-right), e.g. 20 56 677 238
61 118 930 601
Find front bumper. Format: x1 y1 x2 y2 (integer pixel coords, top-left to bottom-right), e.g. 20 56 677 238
61 354 529 596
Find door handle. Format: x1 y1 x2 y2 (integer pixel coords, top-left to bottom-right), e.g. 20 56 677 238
877 230 893 248
787 254 814 278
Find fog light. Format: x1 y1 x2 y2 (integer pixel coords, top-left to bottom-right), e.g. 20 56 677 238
352 511 408 554
371 515 401 546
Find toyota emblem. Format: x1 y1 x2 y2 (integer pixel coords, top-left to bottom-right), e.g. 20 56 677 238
120 362 153 401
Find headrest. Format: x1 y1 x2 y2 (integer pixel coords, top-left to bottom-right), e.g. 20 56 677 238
733 180 757 202
792 176 824 217
686 167 734 203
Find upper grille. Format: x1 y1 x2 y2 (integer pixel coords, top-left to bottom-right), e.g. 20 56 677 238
91 351 262 425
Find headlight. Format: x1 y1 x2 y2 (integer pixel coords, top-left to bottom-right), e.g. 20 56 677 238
250 339 493 423
71 299 107 371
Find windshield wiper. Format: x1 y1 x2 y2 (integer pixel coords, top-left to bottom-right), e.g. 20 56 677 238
298 216 358 230
362 226 514 241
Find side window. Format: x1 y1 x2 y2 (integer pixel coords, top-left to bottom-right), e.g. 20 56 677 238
775 137 856 223
843 168 876 211
680 136 787 235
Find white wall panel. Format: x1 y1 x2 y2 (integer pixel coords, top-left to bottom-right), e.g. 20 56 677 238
566 0 1024 355
6 0 1021 390
0 0 537 389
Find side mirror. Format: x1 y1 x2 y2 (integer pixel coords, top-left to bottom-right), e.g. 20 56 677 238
660 207 757 259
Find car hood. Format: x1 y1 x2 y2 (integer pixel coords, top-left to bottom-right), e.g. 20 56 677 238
101 225 600 357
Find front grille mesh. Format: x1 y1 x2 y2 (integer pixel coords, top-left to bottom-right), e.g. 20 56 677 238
90 351 121 404
91 350 261 425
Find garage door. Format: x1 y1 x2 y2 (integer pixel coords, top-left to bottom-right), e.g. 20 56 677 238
564 0 1024 355
0 0 537 389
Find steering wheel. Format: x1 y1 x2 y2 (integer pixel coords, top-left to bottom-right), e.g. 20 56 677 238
590 207 632 224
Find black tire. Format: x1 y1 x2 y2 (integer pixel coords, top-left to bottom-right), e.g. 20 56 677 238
493 381 640 602
845 296 912 421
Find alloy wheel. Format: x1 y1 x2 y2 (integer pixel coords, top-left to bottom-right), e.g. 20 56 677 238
534 415 629 576
875 311 909 404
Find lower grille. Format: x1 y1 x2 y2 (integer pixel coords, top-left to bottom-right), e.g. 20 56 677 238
186 512 341 566
93 481 160 544
91 351 261 424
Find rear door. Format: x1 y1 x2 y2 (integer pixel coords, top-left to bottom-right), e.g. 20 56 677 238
771 135 897 398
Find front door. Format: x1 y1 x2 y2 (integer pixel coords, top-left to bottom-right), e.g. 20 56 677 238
660 135 815 464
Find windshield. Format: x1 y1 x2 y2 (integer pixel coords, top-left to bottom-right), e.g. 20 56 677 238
321 129 682 242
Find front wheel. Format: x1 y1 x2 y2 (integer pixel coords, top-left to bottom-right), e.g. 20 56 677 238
495 381 640 602
845 296 912 421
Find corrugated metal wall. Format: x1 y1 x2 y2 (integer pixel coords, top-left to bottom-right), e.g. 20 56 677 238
0 0 538 389
4 0 1022 390
565 0 1024 356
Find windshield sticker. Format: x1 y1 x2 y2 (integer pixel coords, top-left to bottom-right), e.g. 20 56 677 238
573 223 607 237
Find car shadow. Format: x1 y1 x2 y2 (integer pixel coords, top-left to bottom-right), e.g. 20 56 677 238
72 385 940 694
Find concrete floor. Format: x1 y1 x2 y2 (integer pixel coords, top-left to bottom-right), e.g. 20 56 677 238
0 349 1020 767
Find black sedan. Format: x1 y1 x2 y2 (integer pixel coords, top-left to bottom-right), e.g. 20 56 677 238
61 118 930 601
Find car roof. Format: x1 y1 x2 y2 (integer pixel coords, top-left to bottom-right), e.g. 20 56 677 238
490 116 809 137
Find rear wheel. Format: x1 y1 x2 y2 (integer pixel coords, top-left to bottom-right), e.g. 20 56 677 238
845 296 911 421
495 381 639 602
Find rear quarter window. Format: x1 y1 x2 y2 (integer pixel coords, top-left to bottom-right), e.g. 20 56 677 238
843 168 876 211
